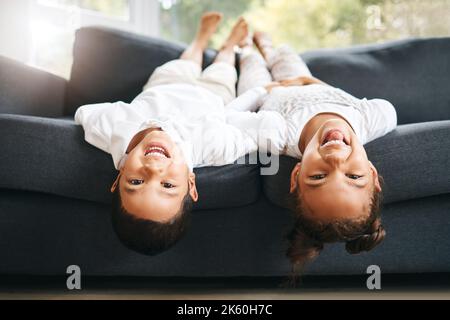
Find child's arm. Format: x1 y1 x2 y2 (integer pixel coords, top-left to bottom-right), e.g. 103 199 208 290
75 101 134 169
200 122 259 166
279 76 326 86
201 111 287 166
225 82 281 112
225 109 287 155
361 98 397 144
74 103 112 154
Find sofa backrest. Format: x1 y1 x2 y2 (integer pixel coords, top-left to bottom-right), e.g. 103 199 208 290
65 26 216 116
66 26 450 125
302 37 450 125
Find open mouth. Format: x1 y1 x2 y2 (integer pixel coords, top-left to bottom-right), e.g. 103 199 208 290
144 144 170 158
321 129 350 148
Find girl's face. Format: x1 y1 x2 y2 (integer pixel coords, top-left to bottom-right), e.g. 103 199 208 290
118 129 198 222
290 118 381 221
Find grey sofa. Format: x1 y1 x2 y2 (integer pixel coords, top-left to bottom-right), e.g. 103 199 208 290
0 27 449 278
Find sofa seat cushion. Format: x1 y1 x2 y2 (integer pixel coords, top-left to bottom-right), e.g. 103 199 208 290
0 114 260 210
262 120 450 209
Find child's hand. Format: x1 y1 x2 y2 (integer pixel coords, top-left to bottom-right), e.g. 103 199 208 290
280 76 325 87
264 81 281 93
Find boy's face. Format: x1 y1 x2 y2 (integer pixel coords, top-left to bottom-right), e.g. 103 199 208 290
118 129 198 222
290 118 381 221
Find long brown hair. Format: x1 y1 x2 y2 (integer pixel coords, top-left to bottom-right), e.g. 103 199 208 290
286 176 386 284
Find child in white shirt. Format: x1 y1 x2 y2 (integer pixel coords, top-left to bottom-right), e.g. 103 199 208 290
75 14 279 255
232 32 397 279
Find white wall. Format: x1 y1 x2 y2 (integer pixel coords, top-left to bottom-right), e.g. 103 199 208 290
0 0 32 63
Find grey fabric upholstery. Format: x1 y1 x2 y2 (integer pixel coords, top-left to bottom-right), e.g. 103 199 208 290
263 120 450 209
0 56 67 117
0 26 449 278
1 190 449 276
0 114 260 210
366 120 450 204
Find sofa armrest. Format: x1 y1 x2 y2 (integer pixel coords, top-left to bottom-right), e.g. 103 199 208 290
0 55 67 117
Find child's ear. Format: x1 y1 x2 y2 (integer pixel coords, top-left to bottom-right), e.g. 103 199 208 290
110 170 123 193
289 162 301 194
188 172 199 202
369 161 382 193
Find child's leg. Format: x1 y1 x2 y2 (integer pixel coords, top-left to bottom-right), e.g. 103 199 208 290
254 32 312 81
180 12 222 66
143 12 222 91
237 45 273 96
199 17 249 104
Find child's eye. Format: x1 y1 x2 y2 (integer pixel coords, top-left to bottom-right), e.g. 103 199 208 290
162 182 175 188
347 174 363 180
130 179 144 185
310 174 326 180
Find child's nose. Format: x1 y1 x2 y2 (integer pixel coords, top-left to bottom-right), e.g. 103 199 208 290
144 162 165 175
323 151 349 167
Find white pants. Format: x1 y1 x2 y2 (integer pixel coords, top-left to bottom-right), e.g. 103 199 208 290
238 45 312 95
144 59 238 105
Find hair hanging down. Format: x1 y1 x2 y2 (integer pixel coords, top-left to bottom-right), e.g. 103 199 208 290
111 187 193 256
286 176 386 283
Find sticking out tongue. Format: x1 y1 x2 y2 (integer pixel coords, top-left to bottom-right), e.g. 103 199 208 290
324 130 345 143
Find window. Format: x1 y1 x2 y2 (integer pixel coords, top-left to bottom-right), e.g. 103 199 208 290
37 0 131 19
159 0 255 48
159 0 450 52
25 0 450 78
29 0 159 78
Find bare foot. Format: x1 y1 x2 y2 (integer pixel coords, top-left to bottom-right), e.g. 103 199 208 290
196 12 223 48
222 17 249 49
253 31 274 60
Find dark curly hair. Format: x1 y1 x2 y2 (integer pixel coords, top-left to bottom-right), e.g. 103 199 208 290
111 183 193 256
286 176 385 284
